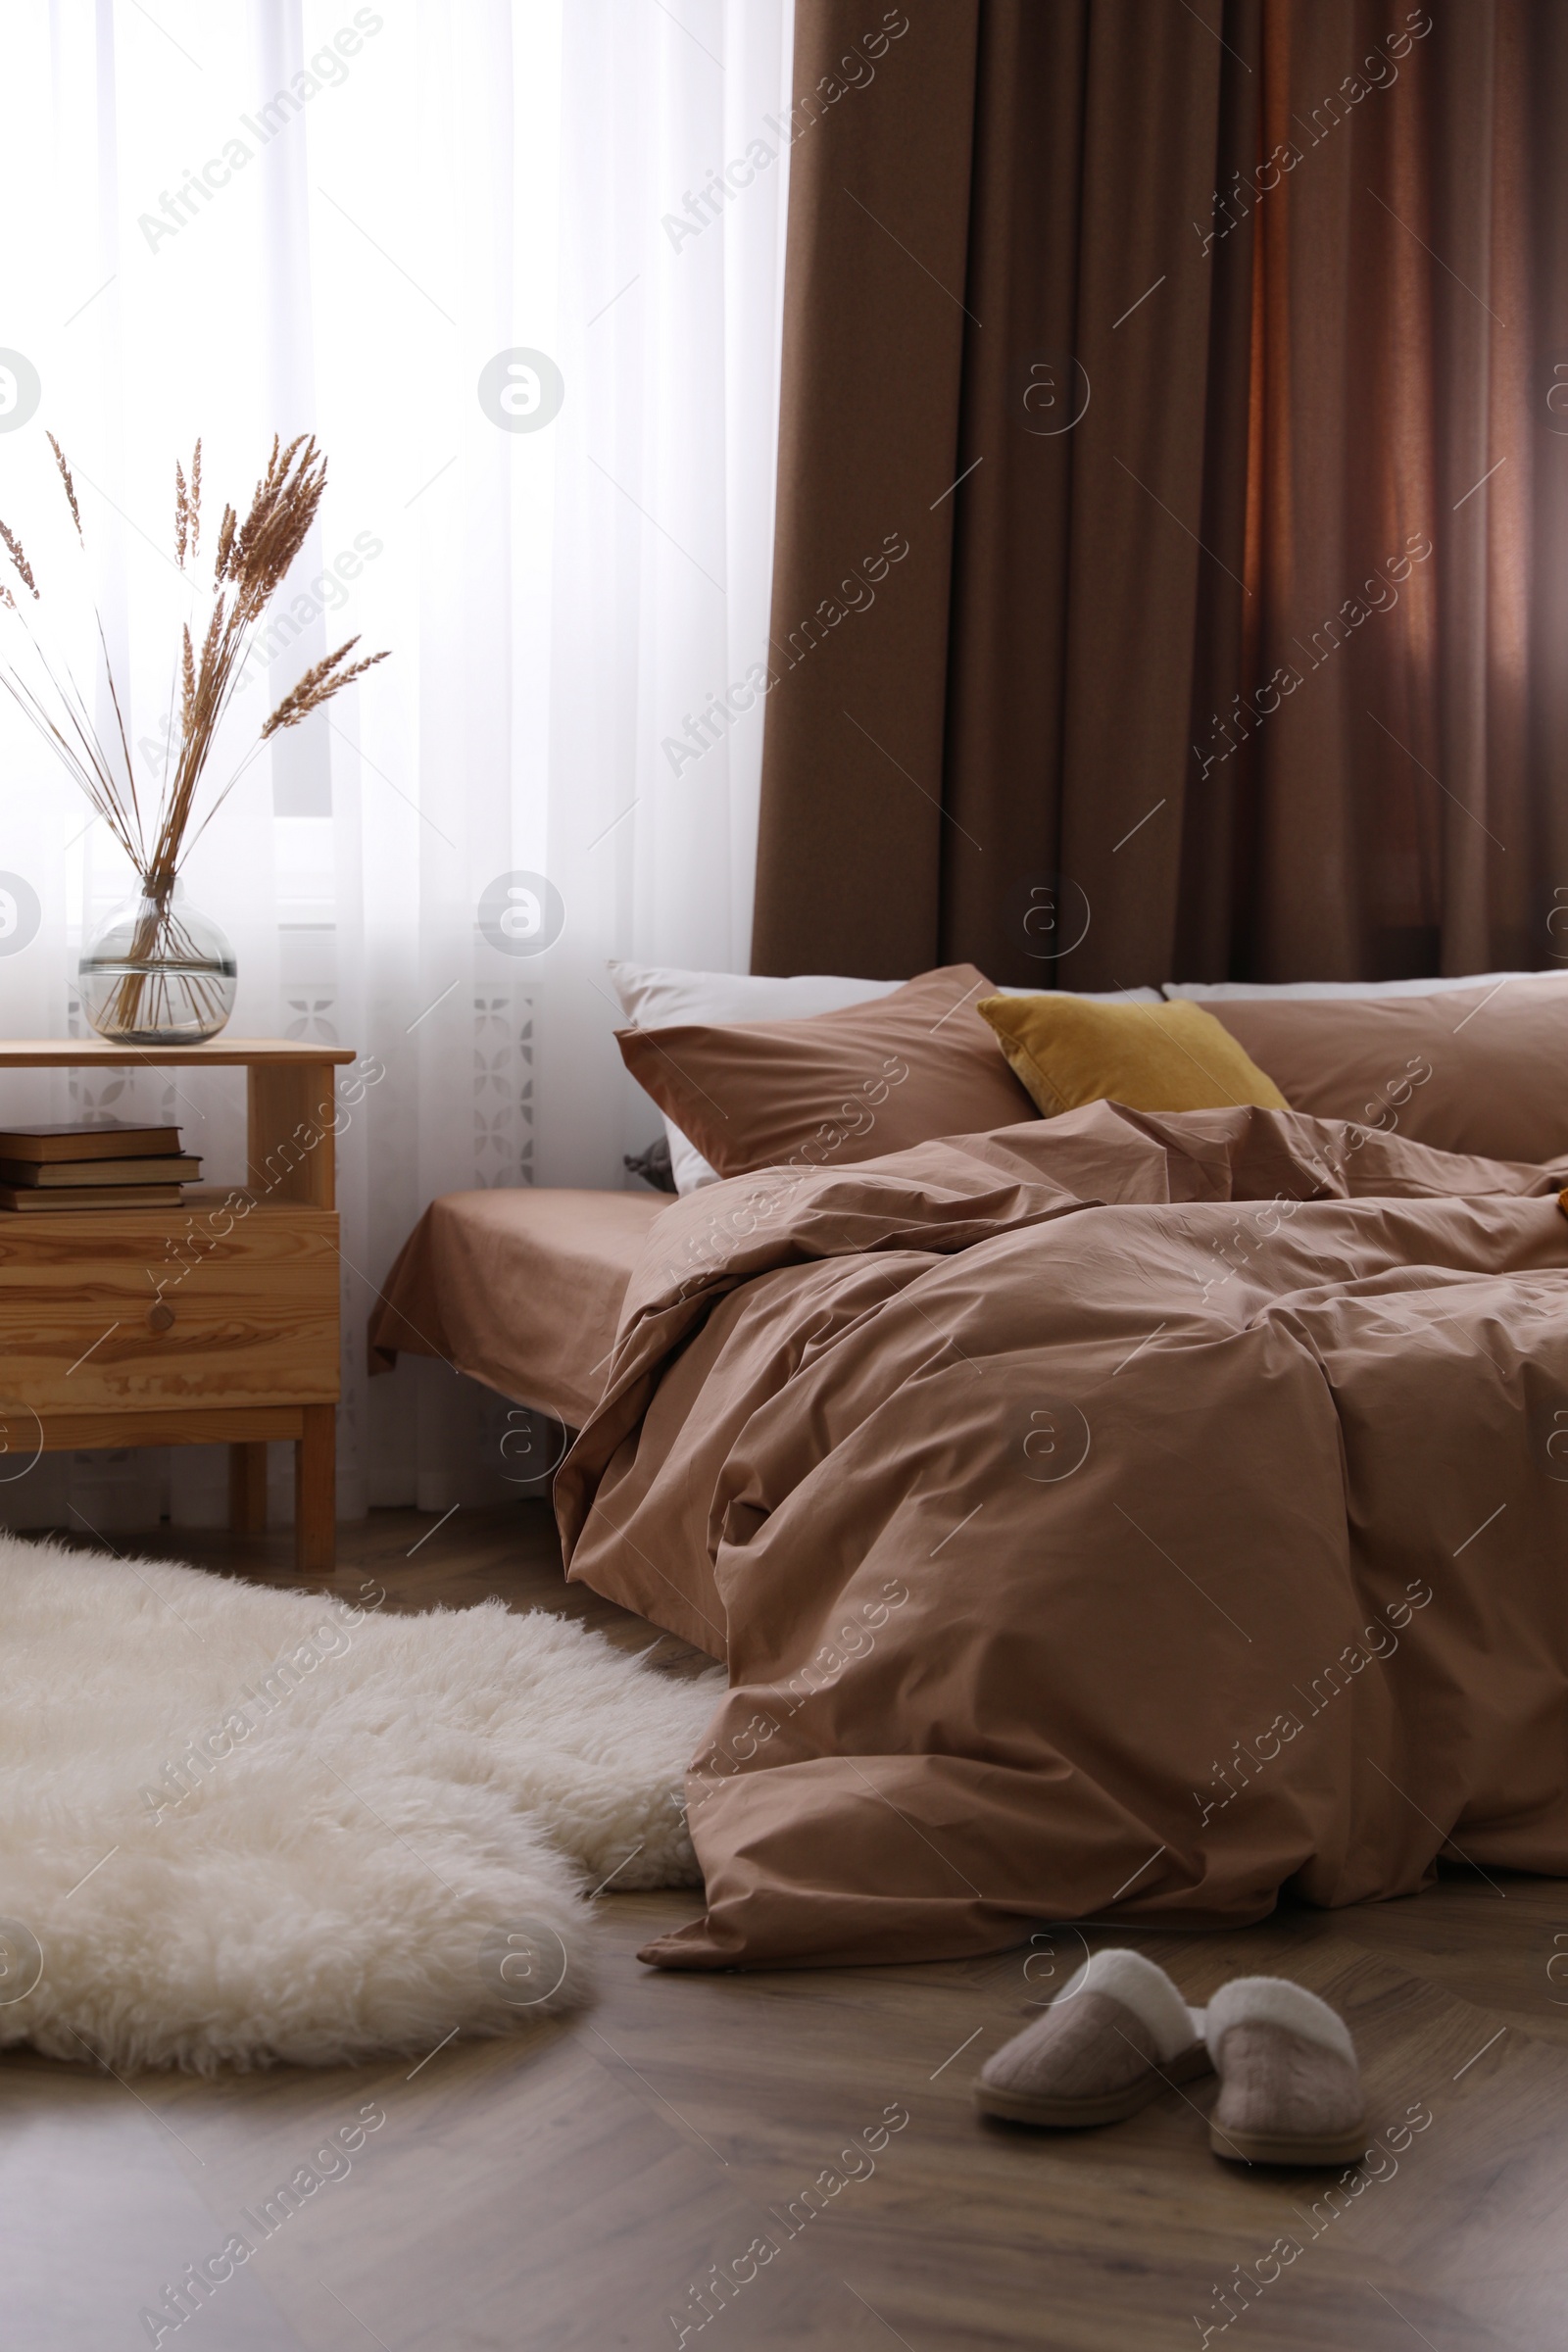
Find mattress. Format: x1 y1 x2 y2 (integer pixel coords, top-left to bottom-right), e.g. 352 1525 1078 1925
368 1188 670 1428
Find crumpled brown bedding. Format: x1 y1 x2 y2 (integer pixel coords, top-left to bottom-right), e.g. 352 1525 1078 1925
556 1103 1568 1971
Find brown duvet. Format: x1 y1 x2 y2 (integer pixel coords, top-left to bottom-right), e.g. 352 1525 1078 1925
557 1104 1568 1970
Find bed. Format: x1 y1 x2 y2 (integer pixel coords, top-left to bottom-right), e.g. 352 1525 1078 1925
371 964 1568 1975
368 1186 668 1429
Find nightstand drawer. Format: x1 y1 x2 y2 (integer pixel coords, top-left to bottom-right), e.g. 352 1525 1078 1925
0 1202 339 1413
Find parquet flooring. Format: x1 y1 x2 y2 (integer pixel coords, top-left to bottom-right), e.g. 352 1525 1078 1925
5 1502 1564 2350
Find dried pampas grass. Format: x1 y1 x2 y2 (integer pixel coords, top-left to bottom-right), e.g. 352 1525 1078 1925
0 432 389 893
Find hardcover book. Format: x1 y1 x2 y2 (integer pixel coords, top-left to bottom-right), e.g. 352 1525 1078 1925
0 1183 183 1211
0 1155 201 1187
0 1121 182 1163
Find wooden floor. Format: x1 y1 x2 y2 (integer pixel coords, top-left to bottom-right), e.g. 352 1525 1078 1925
6 1503 1568 2351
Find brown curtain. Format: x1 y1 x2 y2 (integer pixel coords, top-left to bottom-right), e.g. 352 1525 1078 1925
752 0 1568 987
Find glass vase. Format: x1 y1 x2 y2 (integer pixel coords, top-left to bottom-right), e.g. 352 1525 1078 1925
78 879 237 1046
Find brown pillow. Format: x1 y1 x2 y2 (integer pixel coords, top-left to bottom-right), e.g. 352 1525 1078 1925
1208 979 1568 1164
615 964 1036 1180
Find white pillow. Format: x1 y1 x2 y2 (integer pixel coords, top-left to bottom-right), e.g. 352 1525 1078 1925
998 986 1161 1000
1163 973 1558 1003
609 962 1161 1193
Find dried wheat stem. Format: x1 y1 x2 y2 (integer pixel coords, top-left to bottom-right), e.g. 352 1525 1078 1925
0 519 38 598
46 434 82 540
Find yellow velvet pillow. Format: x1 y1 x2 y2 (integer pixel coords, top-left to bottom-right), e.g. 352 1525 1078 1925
976 993 1290 1117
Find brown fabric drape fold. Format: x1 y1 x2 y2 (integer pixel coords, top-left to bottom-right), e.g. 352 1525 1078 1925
753 0 1568 987
750 2 981 980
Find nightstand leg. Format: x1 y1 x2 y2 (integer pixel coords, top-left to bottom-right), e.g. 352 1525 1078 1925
228 1442 269 1533
295 1404 336 1573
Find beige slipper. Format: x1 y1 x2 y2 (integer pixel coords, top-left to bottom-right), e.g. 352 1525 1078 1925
1204 1977 1369 2166
975 1948 1212 2128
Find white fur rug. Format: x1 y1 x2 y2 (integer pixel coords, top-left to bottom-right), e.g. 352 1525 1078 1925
0 1537 718 2073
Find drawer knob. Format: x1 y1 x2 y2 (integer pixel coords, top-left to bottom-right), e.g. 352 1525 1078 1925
147 1302 175 1334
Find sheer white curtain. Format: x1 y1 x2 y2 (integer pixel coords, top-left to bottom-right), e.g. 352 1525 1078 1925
0 0 792 1528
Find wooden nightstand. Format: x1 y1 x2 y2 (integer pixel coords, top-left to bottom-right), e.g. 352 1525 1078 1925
0 1039 358 1571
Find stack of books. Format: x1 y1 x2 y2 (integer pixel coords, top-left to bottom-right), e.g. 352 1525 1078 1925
0 1121 202 1211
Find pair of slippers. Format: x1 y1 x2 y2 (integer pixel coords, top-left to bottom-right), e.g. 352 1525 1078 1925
975 1948 1367 2167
